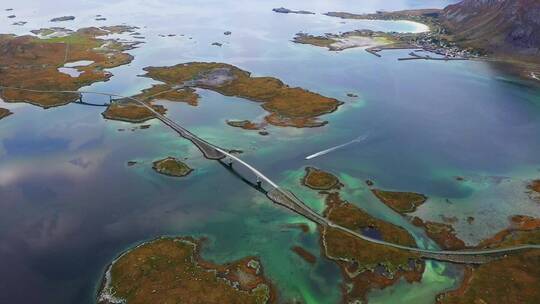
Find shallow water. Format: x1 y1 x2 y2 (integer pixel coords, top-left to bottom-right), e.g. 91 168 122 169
1 0 540 303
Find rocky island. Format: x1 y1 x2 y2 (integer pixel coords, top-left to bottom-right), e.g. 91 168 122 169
98 237 274 304
226 119 262 130
370 189 427 214
302 167 340 190
0 107 12 120
152 157 193 177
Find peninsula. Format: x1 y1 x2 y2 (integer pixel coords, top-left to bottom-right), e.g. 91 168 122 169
98 237 274 304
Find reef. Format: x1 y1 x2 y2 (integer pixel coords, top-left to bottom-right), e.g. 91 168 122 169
226 119 262 130
301 167 423 303
0 107 12 120
293 30 394 51
98 237 274 304
291 246 317 264
152 157 193 177
283 223 310 234
141 62 342 128
302 167 340 190
528 179 540 196
50 16 75 22
272 7 314 15
0 26 138 108
371 189 427 214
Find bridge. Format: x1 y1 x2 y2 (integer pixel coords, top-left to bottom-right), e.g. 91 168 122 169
2 85 539 264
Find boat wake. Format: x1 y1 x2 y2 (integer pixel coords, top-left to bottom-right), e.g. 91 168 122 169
305 134 369 160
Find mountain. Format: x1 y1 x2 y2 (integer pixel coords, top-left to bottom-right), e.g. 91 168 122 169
441 0 540 57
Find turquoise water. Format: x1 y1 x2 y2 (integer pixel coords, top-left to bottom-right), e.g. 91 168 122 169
2 0 540 303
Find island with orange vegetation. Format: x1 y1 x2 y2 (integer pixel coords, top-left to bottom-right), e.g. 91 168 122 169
300 168 423 302
302 167 340 190
139 62 342 128
0 108 12 120
436 249 540 304
98 237 274 304
437 216 540 304
0 26 138 109
370 186 465 250
152 157 193 177
371 189 427 213
102 102 166 123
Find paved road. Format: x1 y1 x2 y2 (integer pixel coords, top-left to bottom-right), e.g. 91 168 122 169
2 85 539 264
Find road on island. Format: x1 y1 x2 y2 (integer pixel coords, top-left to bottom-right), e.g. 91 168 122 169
2 85 539 264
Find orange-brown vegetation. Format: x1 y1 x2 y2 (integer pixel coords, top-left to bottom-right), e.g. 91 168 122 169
0 27 136 108
479 215 540 249
101 84 199 122
142 62 342 128
322 193 423 303
437 232 540 304
300 167 423 303
135 84 199 105
411 217 466 250
371 189 427 213
99 237 274 304
102 102 165 123
302 167 340 190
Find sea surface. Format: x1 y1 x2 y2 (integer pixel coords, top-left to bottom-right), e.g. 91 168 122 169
1 0 540 303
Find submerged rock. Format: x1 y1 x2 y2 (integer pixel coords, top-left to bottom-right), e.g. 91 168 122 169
50 16 75 22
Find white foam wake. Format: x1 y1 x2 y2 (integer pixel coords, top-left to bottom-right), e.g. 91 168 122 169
305 134 368 160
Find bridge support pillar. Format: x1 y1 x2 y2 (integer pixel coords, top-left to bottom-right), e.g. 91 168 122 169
228 159 233 168
256 177 261 188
